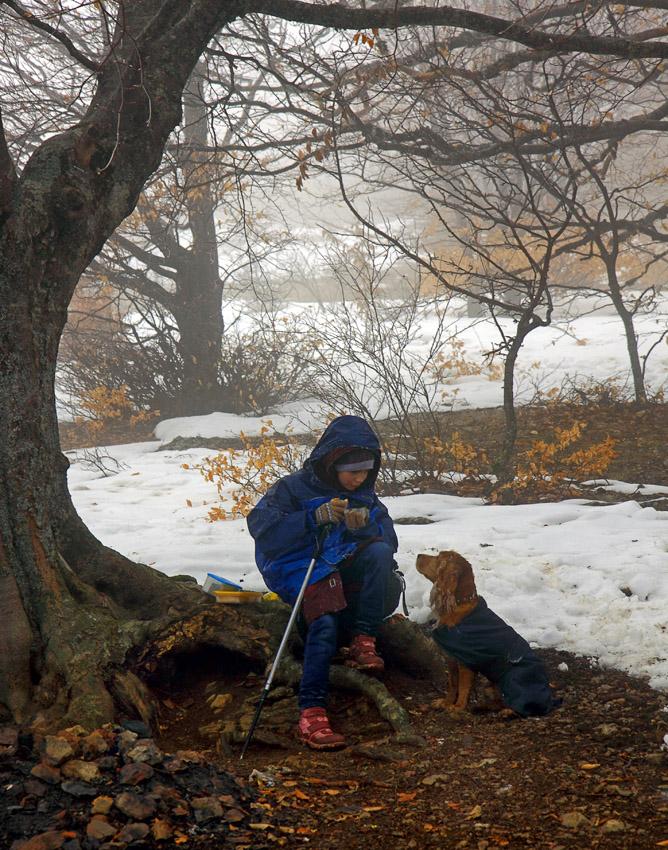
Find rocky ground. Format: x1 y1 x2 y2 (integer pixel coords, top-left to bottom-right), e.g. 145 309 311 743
4 645 668 850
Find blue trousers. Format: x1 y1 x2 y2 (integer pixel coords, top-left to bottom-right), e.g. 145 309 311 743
299 541 394 710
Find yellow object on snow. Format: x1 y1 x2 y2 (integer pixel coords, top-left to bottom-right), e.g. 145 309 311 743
214 590 278 604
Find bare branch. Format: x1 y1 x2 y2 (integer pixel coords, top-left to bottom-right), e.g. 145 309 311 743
1 0 99 71
249 0 668 60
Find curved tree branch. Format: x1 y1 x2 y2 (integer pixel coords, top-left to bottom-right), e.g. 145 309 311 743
250 0 668 60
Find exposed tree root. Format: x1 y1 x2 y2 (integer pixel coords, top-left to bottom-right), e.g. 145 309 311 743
377 615 449 688
127 603 448 746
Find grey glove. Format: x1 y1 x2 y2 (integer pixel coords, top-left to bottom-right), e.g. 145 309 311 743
314 498 348 525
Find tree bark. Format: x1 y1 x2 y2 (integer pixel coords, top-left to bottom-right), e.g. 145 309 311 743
601 252 647 404
0 0 248 727
171 70 226 415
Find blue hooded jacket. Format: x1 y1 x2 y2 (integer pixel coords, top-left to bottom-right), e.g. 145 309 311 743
246 416 398 604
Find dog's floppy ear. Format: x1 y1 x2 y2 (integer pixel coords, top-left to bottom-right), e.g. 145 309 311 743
444 551 477 605
435 551 462 588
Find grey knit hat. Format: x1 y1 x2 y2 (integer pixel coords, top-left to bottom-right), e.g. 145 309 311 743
334 448 377 472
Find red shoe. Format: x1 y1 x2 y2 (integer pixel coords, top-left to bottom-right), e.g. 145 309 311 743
298 708 347 751
345 634 384 672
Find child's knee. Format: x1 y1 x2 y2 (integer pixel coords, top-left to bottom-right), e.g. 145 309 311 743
307 612 339 650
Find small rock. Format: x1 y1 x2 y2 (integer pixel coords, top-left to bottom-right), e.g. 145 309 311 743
152 819 173 840
174 749 207 764
421 773 449 786
192 795 224 822
601 819 626 833
12 831 65 850
121 720 151 737
118 822 150 843
209 693 234 711
62 725 88 738
172 803 190 817
30 763 61 785
238 713 255 732
86 817 117 841
120 762 154 785
81 732 109 759
53 731 82 758
162 755 188 773
265 686 294 703
42 736 74 766
117 729 138 758
560 811 591 829
225 807 247 823
24 779 46 797
61 759 101 783
114 790 158 820
596 723 620 737
126 739 163 765
91 795 114 815
0 727 19 747
60 780 97 798
199 720 226 739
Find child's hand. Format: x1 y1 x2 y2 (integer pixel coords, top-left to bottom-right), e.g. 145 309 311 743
315 498 348 525
344 507 369 529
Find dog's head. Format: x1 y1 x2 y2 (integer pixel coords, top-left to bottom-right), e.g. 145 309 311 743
416 551 477 622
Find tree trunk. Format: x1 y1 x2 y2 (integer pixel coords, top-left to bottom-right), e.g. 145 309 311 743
0 0 245 728
493 331 522 483
171 71 226 415
603 259 647 404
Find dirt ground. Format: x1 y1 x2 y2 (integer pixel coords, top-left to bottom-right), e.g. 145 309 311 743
37 402 668 848
150 643 668 850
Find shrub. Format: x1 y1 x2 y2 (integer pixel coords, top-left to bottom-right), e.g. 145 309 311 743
187 422 306 520
217 321 318 414
491 422 618 502
75 384 157 437
58 308 317 418
429 339 503 383
422 432 490 485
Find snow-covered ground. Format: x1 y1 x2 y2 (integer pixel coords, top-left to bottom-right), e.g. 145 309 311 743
66 300 668 693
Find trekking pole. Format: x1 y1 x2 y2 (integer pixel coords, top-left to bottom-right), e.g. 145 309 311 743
240 522 333 760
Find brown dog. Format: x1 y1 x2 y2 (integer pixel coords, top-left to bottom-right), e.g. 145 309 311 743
416 550 493 711
417 550 561 719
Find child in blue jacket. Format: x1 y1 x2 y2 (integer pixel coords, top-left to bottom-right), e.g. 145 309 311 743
247 415 398 750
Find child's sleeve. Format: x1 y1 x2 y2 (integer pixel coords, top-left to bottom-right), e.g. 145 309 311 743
247 479 317 559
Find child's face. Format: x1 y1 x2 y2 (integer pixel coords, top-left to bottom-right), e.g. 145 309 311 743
337 469 370 491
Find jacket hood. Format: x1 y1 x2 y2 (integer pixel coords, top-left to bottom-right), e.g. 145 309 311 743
305 415 381 492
